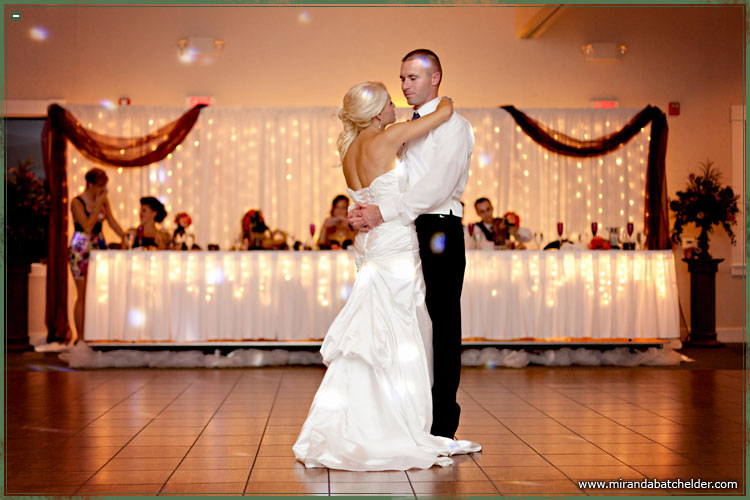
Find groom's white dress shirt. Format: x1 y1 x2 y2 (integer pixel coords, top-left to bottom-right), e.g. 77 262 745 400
379 97 474 225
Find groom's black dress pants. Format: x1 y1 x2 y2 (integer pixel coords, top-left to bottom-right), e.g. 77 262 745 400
415 212 465 439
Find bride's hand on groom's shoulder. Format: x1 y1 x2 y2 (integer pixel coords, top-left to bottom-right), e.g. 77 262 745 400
437 96 453 116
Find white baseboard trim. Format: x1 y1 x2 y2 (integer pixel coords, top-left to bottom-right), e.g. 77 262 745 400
717 328 744 343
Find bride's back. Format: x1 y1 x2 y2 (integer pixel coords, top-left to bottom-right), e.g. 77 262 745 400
342 129 395 191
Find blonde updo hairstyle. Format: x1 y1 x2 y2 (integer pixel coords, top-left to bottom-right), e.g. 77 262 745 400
336 81 389 161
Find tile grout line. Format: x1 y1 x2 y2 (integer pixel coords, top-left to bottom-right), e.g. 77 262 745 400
71 371 204 496
156 370 246 495
242 369 285 495
66 373 159 438
550 379 720 476
455 387 503 496
19 370 147 448
404 469 416 498
467 450 503 496
463 371 724 493
459 378 588 494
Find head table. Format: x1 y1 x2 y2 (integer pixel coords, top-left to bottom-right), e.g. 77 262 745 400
84 249 679 343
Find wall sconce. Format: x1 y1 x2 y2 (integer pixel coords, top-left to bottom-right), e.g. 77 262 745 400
581 42 627 61
177 36 225 64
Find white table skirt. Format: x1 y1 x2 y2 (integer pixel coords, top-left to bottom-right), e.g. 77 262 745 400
84 250 680 342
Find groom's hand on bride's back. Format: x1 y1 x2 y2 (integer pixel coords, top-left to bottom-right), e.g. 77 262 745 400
348 203 383 232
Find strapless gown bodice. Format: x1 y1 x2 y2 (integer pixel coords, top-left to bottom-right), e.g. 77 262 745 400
346 163 406 207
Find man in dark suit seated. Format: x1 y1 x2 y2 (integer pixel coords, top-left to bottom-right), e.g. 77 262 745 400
473 197 505 249
473 198 530 249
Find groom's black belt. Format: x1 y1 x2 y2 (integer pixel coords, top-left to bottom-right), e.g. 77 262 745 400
416 211 462 224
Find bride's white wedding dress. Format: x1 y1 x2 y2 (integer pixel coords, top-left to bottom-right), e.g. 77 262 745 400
293 163 480 471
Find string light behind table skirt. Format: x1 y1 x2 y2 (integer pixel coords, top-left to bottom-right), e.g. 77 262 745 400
84 249 679 343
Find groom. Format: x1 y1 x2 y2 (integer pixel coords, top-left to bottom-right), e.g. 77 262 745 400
348 49 474 439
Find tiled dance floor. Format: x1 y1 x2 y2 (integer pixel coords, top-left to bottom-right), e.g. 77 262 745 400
5 363 745 496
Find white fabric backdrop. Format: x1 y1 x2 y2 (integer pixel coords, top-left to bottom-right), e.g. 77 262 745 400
84 250 679 342
67 105 650 249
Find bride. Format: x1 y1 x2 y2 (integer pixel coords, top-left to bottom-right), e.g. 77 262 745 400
293 82 481 471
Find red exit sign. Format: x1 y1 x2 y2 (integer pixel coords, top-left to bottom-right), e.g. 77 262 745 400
592 100 619 109
187 96 213 107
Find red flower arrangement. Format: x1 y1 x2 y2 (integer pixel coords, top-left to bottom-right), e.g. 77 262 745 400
588 236 611 250
669 160 739 260
175 212 192 229
503 211 520 228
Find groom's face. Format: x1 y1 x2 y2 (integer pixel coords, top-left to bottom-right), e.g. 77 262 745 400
400 58 438 108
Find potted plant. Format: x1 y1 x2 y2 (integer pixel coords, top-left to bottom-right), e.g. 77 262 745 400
669 159 739 259
669 159 739 347
5 158 50 347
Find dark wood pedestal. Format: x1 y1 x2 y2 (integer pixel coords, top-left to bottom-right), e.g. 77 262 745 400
683 258 724 348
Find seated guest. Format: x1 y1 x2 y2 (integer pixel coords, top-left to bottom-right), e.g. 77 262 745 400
127 196 169 249
473 197 504 250
501 211 531 249
242 209 289 250
515 226 533 248
318 194 357 250
170 212 193 250
473 198 531 249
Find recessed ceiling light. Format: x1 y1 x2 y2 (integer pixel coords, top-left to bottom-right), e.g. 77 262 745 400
29 26 48 41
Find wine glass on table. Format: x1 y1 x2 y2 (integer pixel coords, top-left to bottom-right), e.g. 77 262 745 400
625 221 635 250
591 221 598 237
533 232 543 250
556 222 564 249
309 223 316 250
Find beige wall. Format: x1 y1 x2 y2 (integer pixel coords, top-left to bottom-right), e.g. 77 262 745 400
7 5 744 333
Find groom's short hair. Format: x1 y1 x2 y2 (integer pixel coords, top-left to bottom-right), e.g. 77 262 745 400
402 49 442 86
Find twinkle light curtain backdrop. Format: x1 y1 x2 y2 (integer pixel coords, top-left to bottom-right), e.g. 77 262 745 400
66 105 651 249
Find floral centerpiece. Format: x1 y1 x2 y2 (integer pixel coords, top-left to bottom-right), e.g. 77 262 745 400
669 160 739 260
242 209 270 248
588 236 611 250
503 211 520 228
6 158 50 264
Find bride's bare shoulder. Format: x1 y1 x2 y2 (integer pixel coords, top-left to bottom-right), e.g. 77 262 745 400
342 153 363 191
